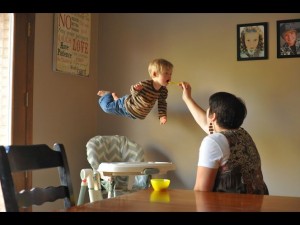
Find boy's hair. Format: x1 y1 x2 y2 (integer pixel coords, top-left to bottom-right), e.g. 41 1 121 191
148 58 173 78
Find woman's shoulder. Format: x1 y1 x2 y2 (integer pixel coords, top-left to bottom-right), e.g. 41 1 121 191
204 133 228 145
202 133 230 156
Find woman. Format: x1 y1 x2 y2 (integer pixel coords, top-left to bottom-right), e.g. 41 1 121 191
180 82 268 195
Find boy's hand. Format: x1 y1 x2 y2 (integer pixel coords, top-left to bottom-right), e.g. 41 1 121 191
160 116 167 125
133 83 143 91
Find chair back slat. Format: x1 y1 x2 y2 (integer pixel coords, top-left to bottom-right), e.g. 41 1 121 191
17 186 69 208
5 144 64 171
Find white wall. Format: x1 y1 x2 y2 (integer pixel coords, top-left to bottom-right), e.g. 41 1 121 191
96 13 300 197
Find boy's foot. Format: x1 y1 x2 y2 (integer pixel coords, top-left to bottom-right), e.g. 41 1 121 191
97 90 110 97
112 92 119 100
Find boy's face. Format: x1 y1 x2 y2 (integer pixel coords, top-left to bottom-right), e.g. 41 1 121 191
154 67 173 86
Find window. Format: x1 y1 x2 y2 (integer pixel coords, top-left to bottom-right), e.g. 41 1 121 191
0 13 34 212
0 13 13 145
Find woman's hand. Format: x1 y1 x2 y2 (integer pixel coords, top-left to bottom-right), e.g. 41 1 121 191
180 81 192 103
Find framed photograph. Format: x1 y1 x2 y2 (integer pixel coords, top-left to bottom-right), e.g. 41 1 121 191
277 19 300 58
237 22 268 61
53 13 91 76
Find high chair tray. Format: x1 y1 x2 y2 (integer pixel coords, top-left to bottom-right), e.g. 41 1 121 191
97 162 175 176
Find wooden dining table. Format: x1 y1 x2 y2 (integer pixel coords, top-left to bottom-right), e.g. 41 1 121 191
59 189 300 212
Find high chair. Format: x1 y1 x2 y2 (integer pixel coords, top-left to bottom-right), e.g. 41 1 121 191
77 135 175 205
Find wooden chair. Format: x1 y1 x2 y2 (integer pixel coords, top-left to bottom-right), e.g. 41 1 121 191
0 143 75 212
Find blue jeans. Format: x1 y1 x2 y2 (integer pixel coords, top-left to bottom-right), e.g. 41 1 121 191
99 93 136 119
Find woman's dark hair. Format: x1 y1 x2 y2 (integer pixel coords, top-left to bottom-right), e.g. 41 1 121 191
209 92 247 129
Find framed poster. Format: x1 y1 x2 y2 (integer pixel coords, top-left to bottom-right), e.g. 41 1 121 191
277 19 300 58
53 13 91 76
237 22 268 61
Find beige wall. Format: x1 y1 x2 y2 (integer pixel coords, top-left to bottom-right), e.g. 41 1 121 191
32 13 300 211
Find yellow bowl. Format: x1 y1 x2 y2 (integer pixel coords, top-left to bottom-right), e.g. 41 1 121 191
150 179 170 191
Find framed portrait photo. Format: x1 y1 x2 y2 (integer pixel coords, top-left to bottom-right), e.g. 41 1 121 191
277 19 300 58
237 22 268 61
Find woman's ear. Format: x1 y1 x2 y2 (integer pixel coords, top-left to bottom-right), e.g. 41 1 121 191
211 112 217 122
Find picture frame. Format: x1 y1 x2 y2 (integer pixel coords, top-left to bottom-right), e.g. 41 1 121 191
53 13 91 76
277 19 300 58
237 22 268 61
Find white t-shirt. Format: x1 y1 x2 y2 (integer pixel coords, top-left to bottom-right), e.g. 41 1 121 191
198 133 230 169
